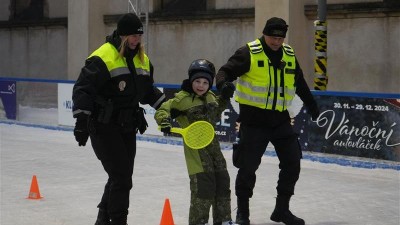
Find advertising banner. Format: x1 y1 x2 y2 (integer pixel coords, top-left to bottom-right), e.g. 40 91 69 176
294 94 400 161
58 83 75 126
0 81 17 120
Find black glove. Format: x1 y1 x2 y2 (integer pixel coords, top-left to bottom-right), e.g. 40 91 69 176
74 114 89 146
170 108 184 119
309 103 320 120
136 107 148 134
160 118 172 134
220 82 235 99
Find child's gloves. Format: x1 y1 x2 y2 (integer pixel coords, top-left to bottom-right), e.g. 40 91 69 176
160 118 172 134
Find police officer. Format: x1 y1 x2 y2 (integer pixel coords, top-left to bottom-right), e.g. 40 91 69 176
216 17 320 225
72 13 165 225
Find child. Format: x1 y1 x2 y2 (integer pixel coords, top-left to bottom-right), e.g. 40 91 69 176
155 59 237 225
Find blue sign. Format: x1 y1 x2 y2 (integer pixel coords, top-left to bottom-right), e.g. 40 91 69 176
0 81 17 120
294 95 400 162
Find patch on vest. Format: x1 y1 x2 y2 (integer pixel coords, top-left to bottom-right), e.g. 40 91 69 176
258 60 264 67
119 81 126 91
285 68 295 74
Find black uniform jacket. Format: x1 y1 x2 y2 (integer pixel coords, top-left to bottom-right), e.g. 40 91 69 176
216 37 318 127
72 31 165 125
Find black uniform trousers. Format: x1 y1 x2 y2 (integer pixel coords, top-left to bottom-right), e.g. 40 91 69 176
90 122 137 222
235 120 302 198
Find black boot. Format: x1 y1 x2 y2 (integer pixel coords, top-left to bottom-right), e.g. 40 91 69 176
110 213 127 225
270 196 305 225
235 198 250 225
110 218 127 225
94 209 110 225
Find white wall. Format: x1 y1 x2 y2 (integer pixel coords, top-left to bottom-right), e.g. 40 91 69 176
0 0 10 20
0 27 67 78
146 18 254 84
215 0 254 9
325 17 400 93
0 0 398 94
48 0 68 18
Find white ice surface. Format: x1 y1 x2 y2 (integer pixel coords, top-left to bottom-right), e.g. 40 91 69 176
0 123 399 225
0 106 399 225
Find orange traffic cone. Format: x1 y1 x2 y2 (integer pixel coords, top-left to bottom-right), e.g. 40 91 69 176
160 198 174 225
27 175 43 200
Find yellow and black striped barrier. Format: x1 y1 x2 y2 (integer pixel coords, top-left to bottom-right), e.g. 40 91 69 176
313 20 328 90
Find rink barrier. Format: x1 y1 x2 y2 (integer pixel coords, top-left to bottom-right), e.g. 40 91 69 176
0 77 399 166
0 119 399 171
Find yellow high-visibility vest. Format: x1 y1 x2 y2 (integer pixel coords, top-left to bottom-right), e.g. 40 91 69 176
234 39 296 111
89 43 150 78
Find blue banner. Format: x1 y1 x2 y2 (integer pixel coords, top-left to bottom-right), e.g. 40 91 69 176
0 81 17 120
294 95 400 162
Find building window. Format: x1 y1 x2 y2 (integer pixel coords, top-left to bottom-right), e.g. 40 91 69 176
157 0 207 12
384 0 400 7
9 0 48 21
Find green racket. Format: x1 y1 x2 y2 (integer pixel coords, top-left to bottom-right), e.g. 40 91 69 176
162 121 215 149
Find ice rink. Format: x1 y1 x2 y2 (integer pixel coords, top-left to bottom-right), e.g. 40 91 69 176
0 122 399 225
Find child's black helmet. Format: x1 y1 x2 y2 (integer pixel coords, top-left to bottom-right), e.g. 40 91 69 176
188 59 215 87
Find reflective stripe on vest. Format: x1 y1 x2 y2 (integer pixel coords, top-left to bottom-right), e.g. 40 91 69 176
89 43 150 77
234 39 296 111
